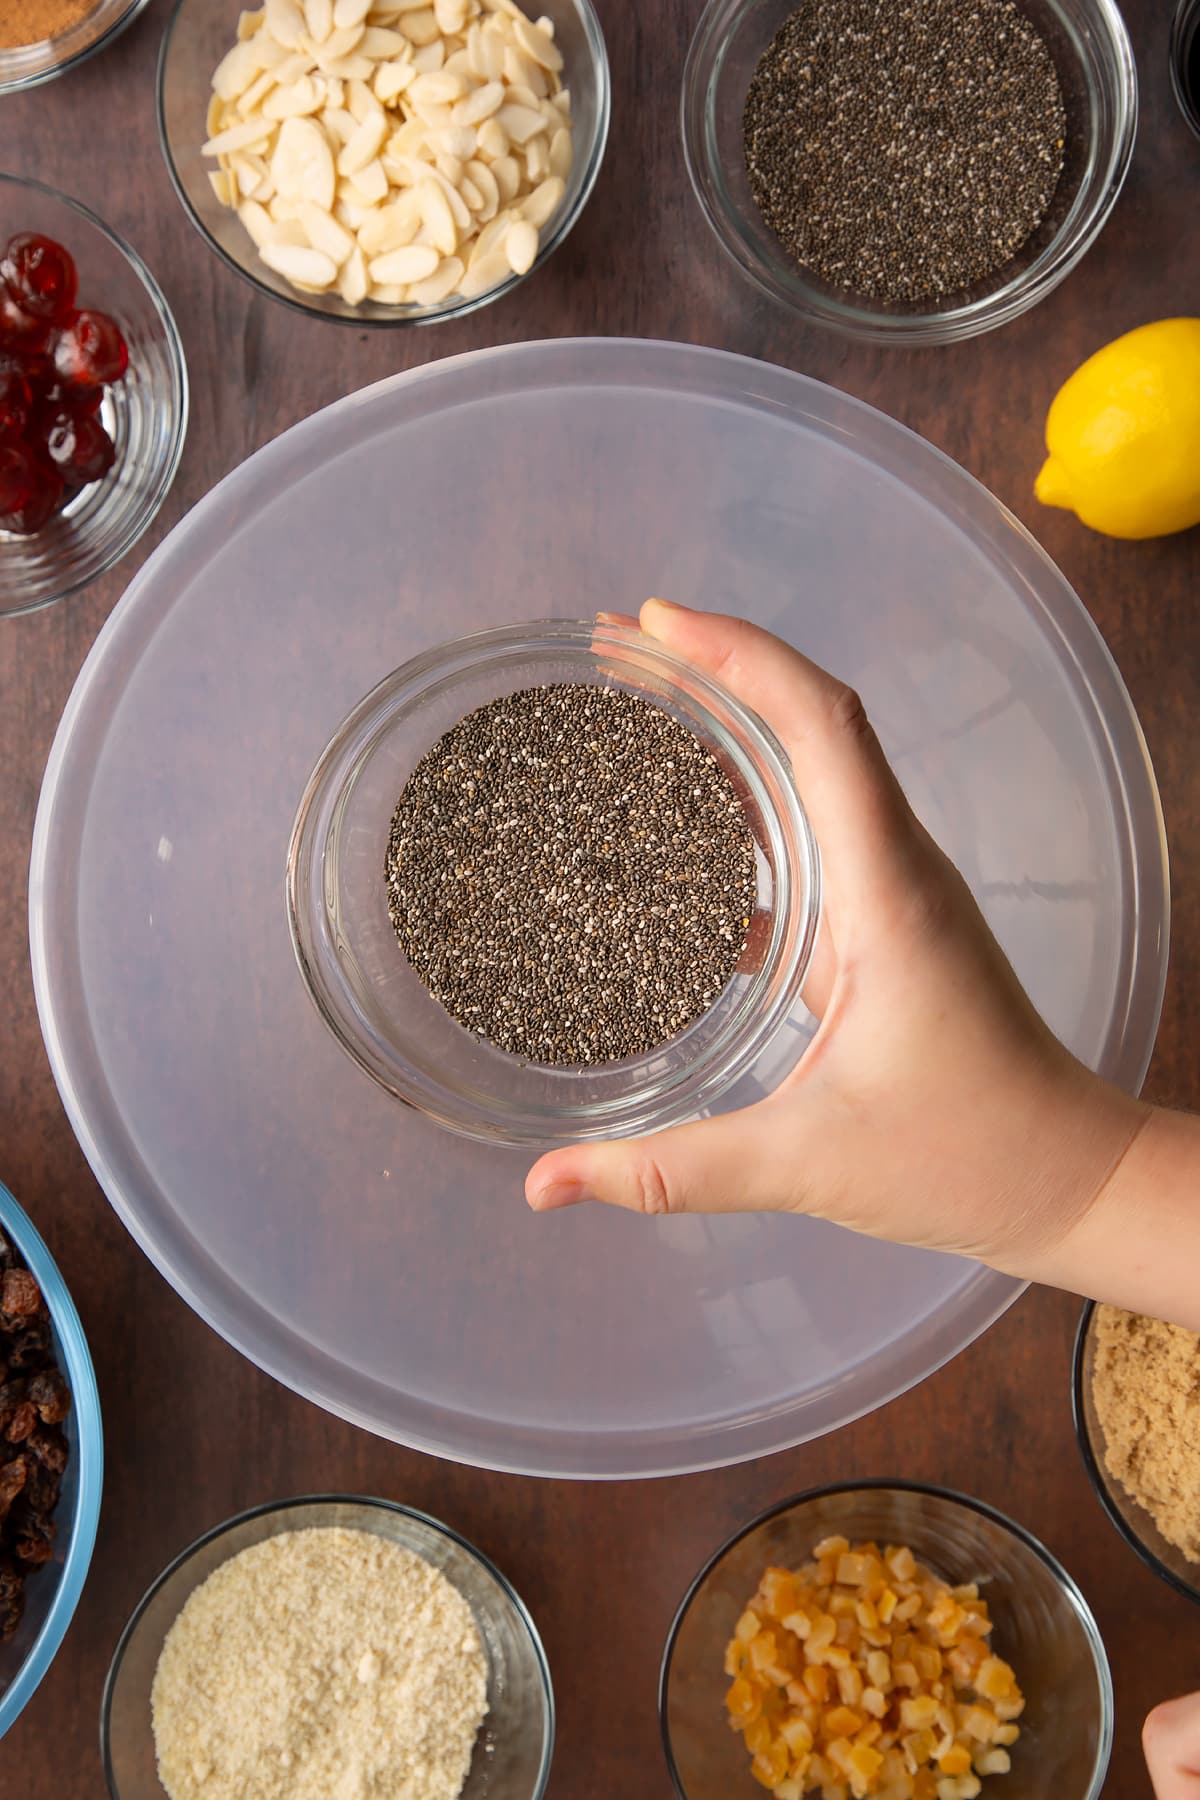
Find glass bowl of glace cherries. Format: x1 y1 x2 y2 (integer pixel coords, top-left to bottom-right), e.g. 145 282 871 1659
0 175 188 618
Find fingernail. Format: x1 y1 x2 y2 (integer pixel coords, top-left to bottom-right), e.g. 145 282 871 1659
643 596 678 612
529 1180 594 1212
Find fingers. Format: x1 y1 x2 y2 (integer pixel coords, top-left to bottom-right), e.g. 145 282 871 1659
526 1094 806 1218
637 599 924 915
1145 1694 1200 1800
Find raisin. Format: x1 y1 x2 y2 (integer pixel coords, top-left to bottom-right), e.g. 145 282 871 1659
5 1401 36 1445
0 1269 43 1324
0 1558 24 1641
0 1457 27 1522
26 1370 70 1426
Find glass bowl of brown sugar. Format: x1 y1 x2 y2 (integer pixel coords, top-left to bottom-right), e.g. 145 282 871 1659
287 618 822 1149
682 0 1137 345
1073 1301 1200 1606
0 0 150 95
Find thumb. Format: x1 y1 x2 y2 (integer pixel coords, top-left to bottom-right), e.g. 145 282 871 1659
526 1094 808 1217
1145 1695 1200 1800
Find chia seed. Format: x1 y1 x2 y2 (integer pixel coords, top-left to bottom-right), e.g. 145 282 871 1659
742 0 1067 304
383 682 758 1066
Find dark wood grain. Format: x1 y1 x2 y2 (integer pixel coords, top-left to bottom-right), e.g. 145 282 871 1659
1 0 1198 1793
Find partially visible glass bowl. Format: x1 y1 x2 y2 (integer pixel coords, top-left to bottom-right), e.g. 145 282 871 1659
1073 1301 1200 1606
1171 0 1200 138
101 1494 555 1799
682 0 1137 345
287 618 822 1148
661 1482 1112 1800
157 0 609 326
0 0 150 96
0 176 188 619
0 1179 103 1740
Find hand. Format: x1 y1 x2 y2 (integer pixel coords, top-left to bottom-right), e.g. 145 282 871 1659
525 601 1146 1281
1146 1694 1200 1799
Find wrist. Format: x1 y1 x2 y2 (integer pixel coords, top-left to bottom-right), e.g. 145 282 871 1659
983 1058 1151 1287
1026 1102 1200 1330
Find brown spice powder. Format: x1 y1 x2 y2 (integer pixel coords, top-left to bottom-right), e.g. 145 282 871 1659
1091 1304 1200 1564
0 0 97 52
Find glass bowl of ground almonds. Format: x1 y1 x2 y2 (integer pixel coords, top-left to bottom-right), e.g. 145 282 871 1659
1073 1302 1200 1606
101 1494 555 1800
682 0 1137 345
287 618 822 1147
661 1483 1113 1800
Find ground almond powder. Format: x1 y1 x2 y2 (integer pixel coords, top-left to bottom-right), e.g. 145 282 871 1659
1091 1304 1200 1564
151 1526 488 1800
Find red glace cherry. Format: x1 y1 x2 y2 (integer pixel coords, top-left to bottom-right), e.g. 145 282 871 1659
0 443 37 514
0 362 30 443
2 461 64 535
52 309 128 387
0 290 52 355
0 234 78 323
45 410 115 483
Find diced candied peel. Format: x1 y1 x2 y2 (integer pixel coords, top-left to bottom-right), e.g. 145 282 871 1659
724 1539 1024 1797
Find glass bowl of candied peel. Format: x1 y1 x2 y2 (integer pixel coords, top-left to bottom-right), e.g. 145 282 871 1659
0 1178 102 1740
660 1482 1112 1800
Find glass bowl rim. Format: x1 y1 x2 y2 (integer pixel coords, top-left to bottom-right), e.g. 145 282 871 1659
0 172 191 620
99 1490 556 1797
1071 1300 1200 1608
1170 0 1200 138
155 0 612 329
679 0 1139 347
0 0 152 97
285 616 823 1145
0 1177 104 1741
658 1477 1114 1800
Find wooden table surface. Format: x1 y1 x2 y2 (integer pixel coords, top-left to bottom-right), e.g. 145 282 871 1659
2 0 1198 1793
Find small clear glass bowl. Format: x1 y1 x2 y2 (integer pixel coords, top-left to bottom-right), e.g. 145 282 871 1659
682 0 1137 345
287 619 821 1148
0 1179 103 1741
0 0 149 95
101 1494 554 1798
0 176 189 619
157 0 609 327
1072 1301 1200 1606
661 1482 1113 1800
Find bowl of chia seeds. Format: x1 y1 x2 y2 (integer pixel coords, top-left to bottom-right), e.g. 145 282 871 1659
287 618 821 1147
682 0 1137 345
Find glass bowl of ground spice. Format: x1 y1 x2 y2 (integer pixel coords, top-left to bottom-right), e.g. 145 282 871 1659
0 176 189 617
682 0 1137 345
1073 1301 1200 1607
662 1482 1114 1800
101 1493 555 1799
0 0 149 94
287 617 822 1148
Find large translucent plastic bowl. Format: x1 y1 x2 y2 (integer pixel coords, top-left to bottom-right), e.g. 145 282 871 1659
29 340 1168 1479
0 1180 103 1739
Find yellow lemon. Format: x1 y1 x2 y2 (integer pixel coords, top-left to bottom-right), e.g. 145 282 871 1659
1035 318 1200 539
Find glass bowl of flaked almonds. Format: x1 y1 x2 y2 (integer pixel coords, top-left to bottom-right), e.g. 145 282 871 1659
102 1493 554 1800
156 0 608 323
660 1483 1112 1800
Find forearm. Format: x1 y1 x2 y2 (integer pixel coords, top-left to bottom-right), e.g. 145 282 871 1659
1009 1100 1200 1332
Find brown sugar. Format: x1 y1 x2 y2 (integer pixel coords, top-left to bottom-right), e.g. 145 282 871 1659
0 0 98 52
1091 1304 1200 1564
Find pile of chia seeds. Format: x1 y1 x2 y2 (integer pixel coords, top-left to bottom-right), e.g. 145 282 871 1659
743 0 1067 303
384 683 758 1066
